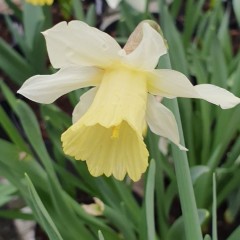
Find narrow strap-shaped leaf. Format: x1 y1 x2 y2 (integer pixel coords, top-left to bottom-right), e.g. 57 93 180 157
227 226 240 240
0 39 34 85
25 174 64 240
212 173 218 240
145 159 156 240
160 55 203 240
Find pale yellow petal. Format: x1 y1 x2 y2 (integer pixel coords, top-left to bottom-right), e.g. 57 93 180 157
26 0 53 5
62 121 149 181
62 65 150 181
79 65 148 133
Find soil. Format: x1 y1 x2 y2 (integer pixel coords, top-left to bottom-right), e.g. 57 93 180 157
0 218 20 240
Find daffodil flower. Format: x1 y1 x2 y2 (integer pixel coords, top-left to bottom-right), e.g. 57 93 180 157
18 20 240 181
26 0 53 6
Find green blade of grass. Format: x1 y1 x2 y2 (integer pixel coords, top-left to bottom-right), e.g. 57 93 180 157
145 159 156 240
85 4 96 27
167 209 209 240
227 226 240 240
72 0 84 20
162 54 203 240
0 39 34 85
233 0 240 27
0 106 29 152
0 210 33 221
212 173 218 240
25 174 64 240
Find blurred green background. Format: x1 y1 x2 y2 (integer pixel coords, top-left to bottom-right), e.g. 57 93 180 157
0 0 240 239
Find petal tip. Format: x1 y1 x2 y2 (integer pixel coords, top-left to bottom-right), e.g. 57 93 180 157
16 87 26 98
178 144 188 151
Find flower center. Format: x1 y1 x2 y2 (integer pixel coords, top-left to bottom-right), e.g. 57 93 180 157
111 125 121 139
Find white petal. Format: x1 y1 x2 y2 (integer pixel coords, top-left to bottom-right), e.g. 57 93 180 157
72 87 98 124
146 94 187 151
42 21 121 69
105 0 121 8
158 137 169 156
17 66 103 104
122 23 167 70
148 69 199 98
194 84 240 109
149 70 240 109
126 0 146 12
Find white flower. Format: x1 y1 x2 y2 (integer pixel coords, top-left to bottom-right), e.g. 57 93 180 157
105 0 147 12
18 20 240 181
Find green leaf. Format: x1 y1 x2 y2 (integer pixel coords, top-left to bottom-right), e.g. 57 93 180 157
25 174 64 240
72 0 84 20
145 159 156 240
190 166 210 184
23 3 44 49
227 226 240 240
210 37 227 88
13 100 56 176
164 181 177 217
85 4 96 26
5 15 28 57
11 100 93 239
0 138 47 197
4 0 22 20
0 81 18 109
104 205 136 240
217 8 232 60
212 173 218 240
0 183 17 197
0 106 29 152
162 54 203 240
40 104 71 131
112 180 140 226
231 62 240 95
23 2 47 73
167 209 209 240
0 39 34 85
224 188 240 224
160 7 196 167
0 183 17 207
0 210 33 220
161 7 188 74
183 0 205 46
233 0 240 27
